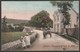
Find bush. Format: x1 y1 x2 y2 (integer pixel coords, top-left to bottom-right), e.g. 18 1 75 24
15 26 24 32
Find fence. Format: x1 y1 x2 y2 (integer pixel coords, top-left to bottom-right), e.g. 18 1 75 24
67 28 79 40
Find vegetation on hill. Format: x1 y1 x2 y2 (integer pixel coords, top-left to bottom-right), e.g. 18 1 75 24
1 17 30 32
1 18 29 24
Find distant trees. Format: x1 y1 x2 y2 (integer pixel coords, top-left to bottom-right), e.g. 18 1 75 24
14 23 24 31
7 24 24 32
8 25 14 32
1 16 24 32
29 10 53 28
15 26 24 32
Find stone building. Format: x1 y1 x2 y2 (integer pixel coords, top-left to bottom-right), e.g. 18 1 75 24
53 10 64 34
53 9 78 35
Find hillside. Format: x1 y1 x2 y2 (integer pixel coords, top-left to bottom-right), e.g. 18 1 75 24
1 18 29 24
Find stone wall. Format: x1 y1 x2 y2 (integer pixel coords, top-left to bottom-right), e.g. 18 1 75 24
67 28 79 40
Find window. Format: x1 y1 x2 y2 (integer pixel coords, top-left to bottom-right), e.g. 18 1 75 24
57 24 59 32
53 15 56 22
57 14 59 21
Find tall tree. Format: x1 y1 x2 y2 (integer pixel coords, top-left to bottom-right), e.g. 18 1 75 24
29 10 53 28
2 16 8 32
50 1 73 35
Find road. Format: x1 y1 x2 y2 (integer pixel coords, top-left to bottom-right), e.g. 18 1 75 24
16 30 79 51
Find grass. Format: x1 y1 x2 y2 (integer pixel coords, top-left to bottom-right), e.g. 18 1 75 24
1 32 27 45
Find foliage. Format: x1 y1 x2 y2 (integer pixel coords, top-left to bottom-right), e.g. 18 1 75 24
14 26 24 32
29 10 53 28
50 1 73 27
8 25 15 32
1 17 29 32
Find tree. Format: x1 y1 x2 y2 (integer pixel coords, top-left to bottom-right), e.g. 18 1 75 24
2 16 8 32
29 10 53 28
50 1 73 35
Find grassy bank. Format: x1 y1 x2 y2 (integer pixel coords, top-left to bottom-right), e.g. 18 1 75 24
1 32 26 45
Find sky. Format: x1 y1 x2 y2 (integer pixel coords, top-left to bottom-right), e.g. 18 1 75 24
1 1 79 20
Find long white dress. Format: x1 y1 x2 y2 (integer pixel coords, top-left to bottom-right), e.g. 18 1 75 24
20 36 26 48
24 36 31 46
